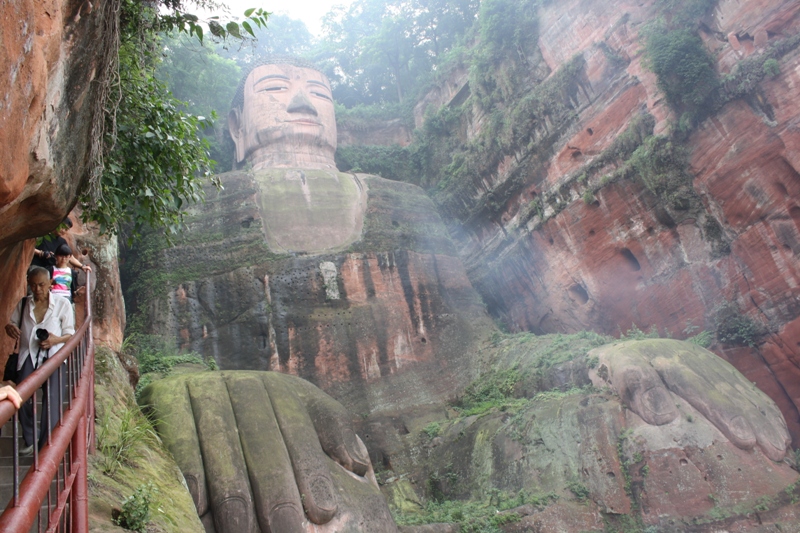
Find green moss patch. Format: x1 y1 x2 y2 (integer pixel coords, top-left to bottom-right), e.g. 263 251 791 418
89 347 203 533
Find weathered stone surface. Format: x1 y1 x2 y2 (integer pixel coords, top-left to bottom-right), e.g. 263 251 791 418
379 337 798 530
132 171 494 414
0 0 114 356
428 0 800 446
140 370 398 533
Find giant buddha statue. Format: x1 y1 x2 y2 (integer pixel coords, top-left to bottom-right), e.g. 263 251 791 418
136 57 494 413
136 58 796 533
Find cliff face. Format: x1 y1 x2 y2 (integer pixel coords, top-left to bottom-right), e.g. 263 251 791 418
419 0 800 444
0 0 115 354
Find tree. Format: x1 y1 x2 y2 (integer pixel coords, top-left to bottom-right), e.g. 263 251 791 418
156 34 241 171
216 14 315 67
80 0 267 240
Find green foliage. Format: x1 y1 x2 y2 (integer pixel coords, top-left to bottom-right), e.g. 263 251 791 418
618 324 660 341
394 491 550 532
156 34 241 172
628 135 695 209
216 13 314 66
336 144 417 181
687 330 713 348
718 34 800 104
115 482 158 532
81 0 269 240
88 44 217 238
763 58 780 78
566 478 590 500
643 28 717 119
121 334 215 397
423 422 442 439
317 0 478 105
455 367 522 415
98 404 159 476
714 302 763 347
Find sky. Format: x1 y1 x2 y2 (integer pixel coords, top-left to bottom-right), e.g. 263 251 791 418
209 0 346 36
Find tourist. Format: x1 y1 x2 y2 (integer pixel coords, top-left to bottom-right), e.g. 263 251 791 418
51 244 75 302
4 267 74 453
31 217 92 276
0 384 21 409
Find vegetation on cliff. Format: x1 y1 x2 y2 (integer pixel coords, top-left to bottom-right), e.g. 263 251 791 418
79 0 267 240
89 347 204 532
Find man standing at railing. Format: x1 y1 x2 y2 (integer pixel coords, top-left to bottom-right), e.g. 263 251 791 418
4 266 73 454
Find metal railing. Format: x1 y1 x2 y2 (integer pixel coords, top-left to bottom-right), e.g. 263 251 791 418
0 273 94 532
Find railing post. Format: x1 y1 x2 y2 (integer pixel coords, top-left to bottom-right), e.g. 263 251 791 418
71 411 88 532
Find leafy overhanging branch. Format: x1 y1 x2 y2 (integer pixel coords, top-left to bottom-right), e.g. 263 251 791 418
81 0 268 241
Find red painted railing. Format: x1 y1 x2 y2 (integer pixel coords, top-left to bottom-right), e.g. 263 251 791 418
0 273 94 532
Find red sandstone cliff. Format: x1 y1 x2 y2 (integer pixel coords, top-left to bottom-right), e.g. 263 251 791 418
422 0 800 444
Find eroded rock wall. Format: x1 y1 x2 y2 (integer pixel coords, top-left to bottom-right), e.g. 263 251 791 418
428 0 800 444
0 0 115 354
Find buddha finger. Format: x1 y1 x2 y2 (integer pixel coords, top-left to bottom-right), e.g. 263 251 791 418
285 373 370 476
186 373 258 533
225 373 307 533
262 372 338 525
139 376 209 517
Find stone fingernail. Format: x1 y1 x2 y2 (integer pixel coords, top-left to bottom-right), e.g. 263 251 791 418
345 431 369 474
728 415 756 447
306 475 337 523
270 504 305 533
217 496 250 531
641 386 677 425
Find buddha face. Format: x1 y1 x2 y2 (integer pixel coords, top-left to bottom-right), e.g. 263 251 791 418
229 63 337 166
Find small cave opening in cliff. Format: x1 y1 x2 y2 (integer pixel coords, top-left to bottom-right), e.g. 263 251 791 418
619 248 641 271
569 284 589 305
586 128 594 136
790 205 800 223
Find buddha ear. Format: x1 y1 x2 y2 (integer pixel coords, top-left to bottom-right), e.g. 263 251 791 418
228 108 246 163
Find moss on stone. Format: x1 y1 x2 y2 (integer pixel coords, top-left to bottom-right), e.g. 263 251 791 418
90 347 203 532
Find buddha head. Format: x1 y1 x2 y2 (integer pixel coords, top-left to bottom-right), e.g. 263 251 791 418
229 58 337 170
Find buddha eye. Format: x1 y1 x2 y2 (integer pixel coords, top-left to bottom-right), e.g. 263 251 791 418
260 86 287 92
311 91 332 101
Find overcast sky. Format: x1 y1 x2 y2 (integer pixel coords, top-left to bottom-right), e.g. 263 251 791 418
208 0 347 36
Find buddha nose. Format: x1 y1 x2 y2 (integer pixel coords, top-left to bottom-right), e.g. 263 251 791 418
286 91 318 116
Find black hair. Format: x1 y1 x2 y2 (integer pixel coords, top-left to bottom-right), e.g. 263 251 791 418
55 244 72 257
27 266 50 280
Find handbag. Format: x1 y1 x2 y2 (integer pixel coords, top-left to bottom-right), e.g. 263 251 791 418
3 298 26 383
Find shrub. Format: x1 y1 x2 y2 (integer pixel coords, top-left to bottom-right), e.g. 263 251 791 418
687 330 713 348
423 422 442 439
115 482 158 532
643 27 718 120
763 58 780 78
714 302 763 347
97 405 159 476
628 135 695 209
566 479 590 500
